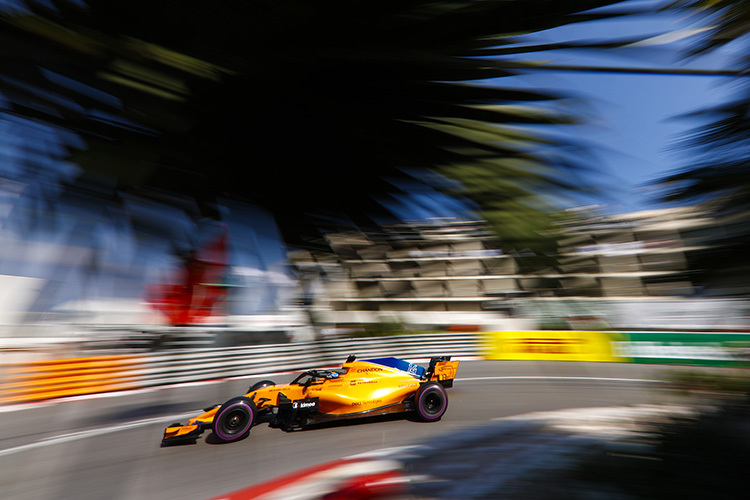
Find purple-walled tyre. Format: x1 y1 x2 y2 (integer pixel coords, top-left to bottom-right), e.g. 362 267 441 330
213 397 256 442
415 382 448 422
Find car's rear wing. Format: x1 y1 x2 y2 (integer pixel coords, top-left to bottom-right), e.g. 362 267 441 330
424 356 460 388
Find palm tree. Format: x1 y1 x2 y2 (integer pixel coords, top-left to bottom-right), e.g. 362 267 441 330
0 0 629 256
657 0 750 211
654 0 750 293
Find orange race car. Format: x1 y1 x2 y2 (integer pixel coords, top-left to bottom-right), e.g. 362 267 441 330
162 355 459 445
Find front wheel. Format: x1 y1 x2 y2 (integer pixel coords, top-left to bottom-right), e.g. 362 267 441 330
213 397 256 442
414 382 448 422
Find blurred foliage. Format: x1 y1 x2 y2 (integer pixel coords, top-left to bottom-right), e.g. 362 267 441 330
665 0 750 54
360 320 409 337
323 320 439 338
655 0 750 292
0 0 635 256
534 369 750 500
666 368 750 399
565 406 749 499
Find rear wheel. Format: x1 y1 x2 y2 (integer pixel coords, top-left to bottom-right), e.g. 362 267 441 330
213 397 256 442
415 382 448 422
248 379 276 393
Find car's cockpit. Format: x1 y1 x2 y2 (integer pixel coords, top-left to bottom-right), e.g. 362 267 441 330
291 368 348 387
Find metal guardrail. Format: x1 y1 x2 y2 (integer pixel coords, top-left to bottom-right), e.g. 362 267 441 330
0 333 485 404
135 332 485 387
4 329 748 405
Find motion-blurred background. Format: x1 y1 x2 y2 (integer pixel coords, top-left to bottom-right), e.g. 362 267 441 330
1 0 749 351
3 1 750 499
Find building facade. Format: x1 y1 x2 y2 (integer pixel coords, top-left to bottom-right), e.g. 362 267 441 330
290 207 750 331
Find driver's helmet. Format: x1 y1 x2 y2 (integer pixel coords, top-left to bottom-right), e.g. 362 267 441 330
326 371 339 379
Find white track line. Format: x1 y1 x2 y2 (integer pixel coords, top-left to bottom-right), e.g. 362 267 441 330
0 411 199 458
458 376 664 384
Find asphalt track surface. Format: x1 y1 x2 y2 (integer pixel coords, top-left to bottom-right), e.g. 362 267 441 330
0 360 683 500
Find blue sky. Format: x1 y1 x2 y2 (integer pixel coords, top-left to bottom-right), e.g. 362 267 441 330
563 69 731 213
508 1 739 213
387 1 739 221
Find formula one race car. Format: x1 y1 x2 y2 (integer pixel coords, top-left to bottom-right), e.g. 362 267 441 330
162 355 459 445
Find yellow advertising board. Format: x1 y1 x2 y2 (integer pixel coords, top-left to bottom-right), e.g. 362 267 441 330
485 330 620 362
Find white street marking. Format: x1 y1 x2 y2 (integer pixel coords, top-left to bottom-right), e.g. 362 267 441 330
0 411 198 458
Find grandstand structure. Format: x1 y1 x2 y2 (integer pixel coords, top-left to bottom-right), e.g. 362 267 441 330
289 206 746 330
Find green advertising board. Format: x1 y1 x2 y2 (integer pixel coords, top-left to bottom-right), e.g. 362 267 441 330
613 332 750 367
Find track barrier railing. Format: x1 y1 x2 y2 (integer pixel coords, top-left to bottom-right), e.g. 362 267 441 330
3 330 749 405
0 333 484 404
